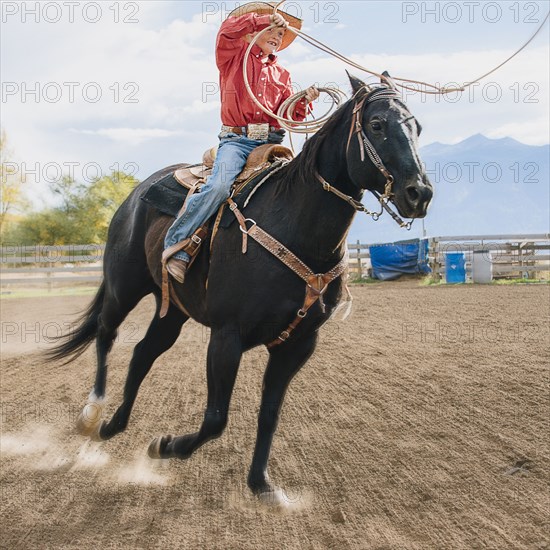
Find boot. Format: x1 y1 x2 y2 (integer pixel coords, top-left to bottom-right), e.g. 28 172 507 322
166 257 189 284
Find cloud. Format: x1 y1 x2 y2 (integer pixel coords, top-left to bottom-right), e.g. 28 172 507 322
285 46 549 145
282 40 317 60
179 99 221 115
1 0 548 209
72 128 183 146
487 120 550 145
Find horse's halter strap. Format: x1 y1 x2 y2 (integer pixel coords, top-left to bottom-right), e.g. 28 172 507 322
316 87 413 230
347 89 397 184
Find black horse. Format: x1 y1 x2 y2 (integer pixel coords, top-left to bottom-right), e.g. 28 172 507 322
49 74 433 502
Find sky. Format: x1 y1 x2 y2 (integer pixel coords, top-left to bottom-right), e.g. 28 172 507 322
1 0 549 219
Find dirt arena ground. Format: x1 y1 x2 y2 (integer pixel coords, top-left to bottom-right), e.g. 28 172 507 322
1 281 549 549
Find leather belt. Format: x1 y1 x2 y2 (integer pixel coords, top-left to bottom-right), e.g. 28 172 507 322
221 124 279 135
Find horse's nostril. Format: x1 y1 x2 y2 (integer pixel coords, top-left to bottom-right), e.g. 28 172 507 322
406 186 420 203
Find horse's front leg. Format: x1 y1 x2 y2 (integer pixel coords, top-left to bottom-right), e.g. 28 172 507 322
248 332 318 502
148 325 242 459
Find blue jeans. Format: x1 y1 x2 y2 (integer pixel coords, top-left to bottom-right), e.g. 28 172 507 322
165 133 267 261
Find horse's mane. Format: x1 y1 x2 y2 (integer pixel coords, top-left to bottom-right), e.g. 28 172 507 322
278 98 355 194
278 86 395 195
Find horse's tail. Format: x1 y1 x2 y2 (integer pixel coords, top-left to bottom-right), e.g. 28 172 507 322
45 282 105 364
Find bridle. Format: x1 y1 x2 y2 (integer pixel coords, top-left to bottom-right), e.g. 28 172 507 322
315 86 415 230
212 87 419 347
223 87 417 346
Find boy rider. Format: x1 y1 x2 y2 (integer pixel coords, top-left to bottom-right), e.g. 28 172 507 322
165 2 320 282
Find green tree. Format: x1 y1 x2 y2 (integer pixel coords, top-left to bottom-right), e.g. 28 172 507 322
10 209 76 245
51 174 84 213
0 130 28 239
6 170 139 245
82 171 139 242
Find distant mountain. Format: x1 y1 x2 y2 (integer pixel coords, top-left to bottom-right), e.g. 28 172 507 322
348 134 549 243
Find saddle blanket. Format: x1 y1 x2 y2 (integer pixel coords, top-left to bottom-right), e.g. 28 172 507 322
140 160 287 230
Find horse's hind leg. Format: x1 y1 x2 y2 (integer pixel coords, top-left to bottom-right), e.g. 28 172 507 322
248 332 318 502
92 304 119 399
76 285 147 437
148 325 242 459
96 298 188 440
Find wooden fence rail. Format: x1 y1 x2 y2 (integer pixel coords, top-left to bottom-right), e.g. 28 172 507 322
1 235 548 287
0 244 105 287
430 234 550 281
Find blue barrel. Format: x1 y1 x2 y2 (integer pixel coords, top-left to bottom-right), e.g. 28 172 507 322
445 252 466 284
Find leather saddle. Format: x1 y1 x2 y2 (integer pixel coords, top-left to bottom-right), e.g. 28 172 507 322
173 144 294 191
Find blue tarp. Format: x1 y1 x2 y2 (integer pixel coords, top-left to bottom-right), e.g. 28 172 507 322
369 239 431 281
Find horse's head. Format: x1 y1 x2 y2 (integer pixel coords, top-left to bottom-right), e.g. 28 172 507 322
344 72 433 219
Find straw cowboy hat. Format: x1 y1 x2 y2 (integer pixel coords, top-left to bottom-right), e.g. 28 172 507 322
227 1 302 51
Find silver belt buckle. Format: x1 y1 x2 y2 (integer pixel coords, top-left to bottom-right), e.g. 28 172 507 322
247 123 269 141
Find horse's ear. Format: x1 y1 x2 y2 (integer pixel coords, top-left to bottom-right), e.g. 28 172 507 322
346 70 366 95
381 70 397 91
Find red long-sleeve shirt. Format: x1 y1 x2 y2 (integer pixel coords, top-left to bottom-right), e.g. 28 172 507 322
215 13 308 128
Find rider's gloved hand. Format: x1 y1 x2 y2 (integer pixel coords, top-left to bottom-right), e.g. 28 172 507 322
268 129 286 144
304 86 320 102
270 13 288 28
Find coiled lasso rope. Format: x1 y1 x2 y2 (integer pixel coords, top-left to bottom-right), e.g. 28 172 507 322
242 0 550 134
243 33 347 134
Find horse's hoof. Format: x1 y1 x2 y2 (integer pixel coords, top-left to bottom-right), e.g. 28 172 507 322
257 486 304 510
76 402 104 437
258 487 286 507
147 435 172 459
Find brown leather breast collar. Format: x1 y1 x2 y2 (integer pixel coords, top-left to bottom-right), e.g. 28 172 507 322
227 198 347 349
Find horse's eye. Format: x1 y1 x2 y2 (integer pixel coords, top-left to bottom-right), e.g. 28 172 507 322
370 120 382 132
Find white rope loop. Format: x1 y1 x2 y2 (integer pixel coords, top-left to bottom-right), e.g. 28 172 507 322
271 0 550 96
276 86 347 134
242 26 346 134
241 2 549 134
